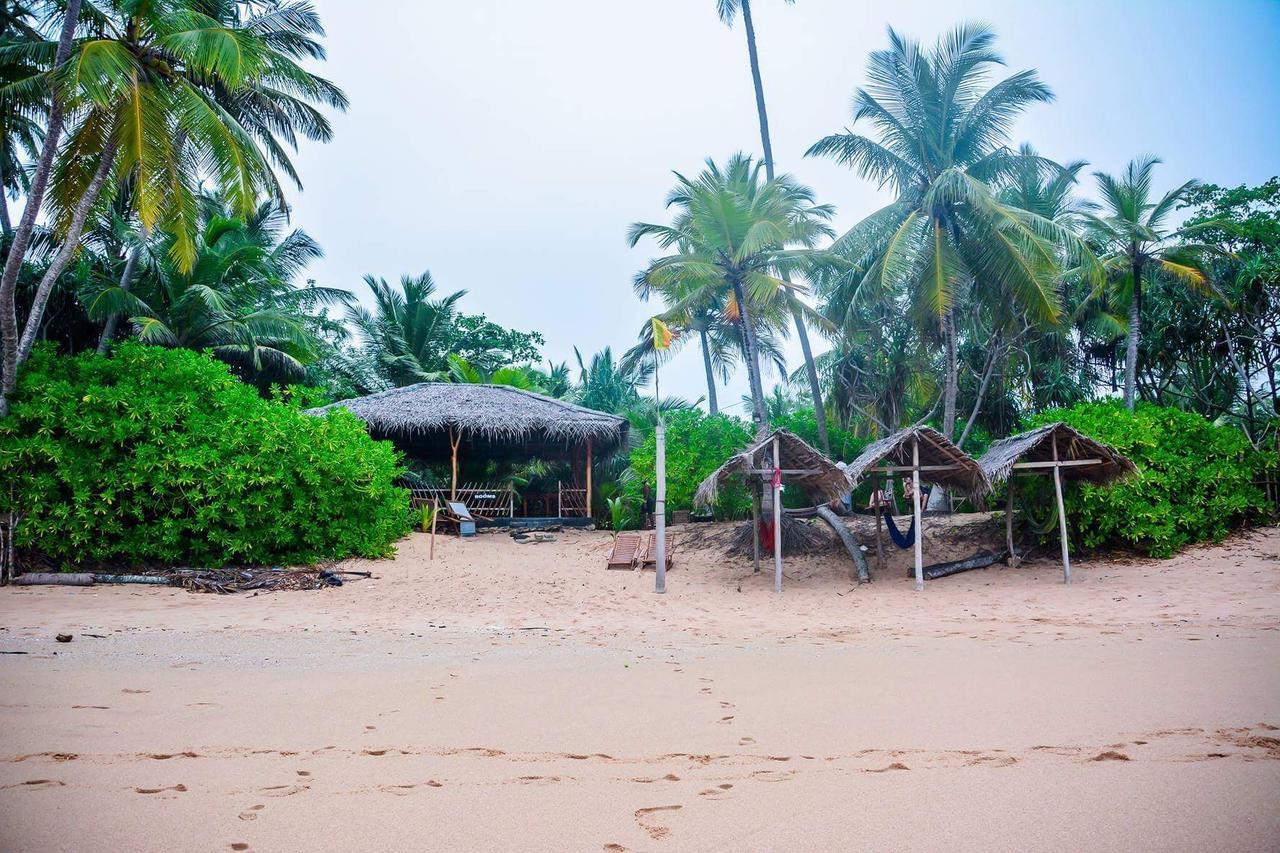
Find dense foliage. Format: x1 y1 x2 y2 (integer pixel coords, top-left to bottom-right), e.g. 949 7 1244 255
0 344 409 567
1028 403 1276 557
623 409 753 520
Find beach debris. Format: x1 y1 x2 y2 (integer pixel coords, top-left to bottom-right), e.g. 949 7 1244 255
55 634 72 643
512 532 556 545
920 550 1005 580
14 573 94 586
11 566 372 595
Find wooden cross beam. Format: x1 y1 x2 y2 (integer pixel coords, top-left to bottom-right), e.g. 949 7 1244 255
745 468 823 476
1010 458 1102 471
867 464 966 474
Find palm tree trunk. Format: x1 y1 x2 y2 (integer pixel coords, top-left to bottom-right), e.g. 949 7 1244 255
942 308 958 439
0 156 12 239
97 237 146 354
957 332 1002 450
1124 261 1142 410
698 326 719 415
739 0 829 452
14 140 120 368
0 0 82 417
731 276 768 431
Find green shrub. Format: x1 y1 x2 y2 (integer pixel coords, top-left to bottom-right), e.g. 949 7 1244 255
1027 402 1275 557
1 343 410 567
624 409 753 519
772 409 871 463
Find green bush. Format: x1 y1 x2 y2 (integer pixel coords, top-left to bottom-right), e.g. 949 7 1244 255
1027 402 1275 557
1 343 410 567
772 409 871 463
624 409 753 520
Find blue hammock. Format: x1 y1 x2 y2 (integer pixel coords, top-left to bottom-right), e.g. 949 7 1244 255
881 488 932 549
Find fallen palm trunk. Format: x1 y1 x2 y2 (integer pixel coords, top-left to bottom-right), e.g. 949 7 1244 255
814 505 870 583
12 567 371 594
920 550 1005 581
13 572 94 586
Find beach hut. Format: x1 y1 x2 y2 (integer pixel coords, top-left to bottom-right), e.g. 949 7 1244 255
695 429 854 592
311 383 629 521
843 426 989 590
978 422 1136 582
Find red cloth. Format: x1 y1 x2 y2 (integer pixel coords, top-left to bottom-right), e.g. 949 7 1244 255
759 518 775 555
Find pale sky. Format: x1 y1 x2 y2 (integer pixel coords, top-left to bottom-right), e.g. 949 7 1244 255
288 0 1280 410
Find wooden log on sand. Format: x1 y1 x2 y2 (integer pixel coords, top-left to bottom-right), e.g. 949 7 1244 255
14 573 93 586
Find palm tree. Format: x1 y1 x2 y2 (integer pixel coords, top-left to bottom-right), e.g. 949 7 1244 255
3 1 331 412
807 23 1095 438
81 195 345 383
1082 157 1218 408
346 272 468 387
628 153 833 430
0 1 43 237
715 0 831 451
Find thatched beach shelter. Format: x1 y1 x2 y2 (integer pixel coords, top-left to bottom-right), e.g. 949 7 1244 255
312 383 629 518
696 429 854 592
843 426 989 590
978 422 1136 581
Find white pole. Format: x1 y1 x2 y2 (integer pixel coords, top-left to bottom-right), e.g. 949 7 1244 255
773 436 782 593
912 438 924 591
1052 434 1071 583
655 364 667 594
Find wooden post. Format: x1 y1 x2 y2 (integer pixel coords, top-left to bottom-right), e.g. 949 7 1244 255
873 475 884 574
557 481 563 518
429 499 438 561
912 438 924 591
449 426 463 501
1005 477 1020 567
585 437 593 520
773 436 782 593
1052 433 1071 583
751 488 761 574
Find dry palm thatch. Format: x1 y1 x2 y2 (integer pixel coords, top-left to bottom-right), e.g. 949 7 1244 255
843 426 989 499
978 422 1136 487
309 383 629 451
695 429 853 509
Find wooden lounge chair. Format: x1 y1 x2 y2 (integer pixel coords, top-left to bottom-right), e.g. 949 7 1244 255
441 501 477 537
638 532 675 571
607 532 641 570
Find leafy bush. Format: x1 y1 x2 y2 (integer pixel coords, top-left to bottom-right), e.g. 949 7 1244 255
624 409 753 520
0 343 410 567
1028 402 1276 557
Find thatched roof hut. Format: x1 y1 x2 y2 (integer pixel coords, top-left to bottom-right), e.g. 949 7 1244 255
310 383 629 455
843 426 989 498
695 429 852 509
978 422 1136 486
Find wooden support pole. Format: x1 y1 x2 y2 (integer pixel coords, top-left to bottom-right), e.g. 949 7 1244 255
751 488 761 574
874 475 884 574
912 438 924 591
1005 477 1020 567
1052 435 1072 583
772 436 782 593
585 437 593 519
449 426 463 501
430 498 438 561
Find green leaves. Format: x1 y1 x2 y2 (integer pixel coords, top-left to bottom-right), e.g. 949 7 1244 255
0 343 411 567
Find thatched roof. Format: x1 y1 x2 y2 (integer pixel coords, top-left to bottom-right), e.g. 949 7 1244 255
310 383 629 450
843 426 989 498
978 422 1136 486
694 429 853 509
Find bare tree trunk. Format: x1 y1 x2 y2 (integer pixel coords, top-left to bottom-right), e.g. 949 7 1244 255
942 308 958 438
14 140 119 367
732 276 768 432
698 326 719 416
957 332 1003 450
1123 260 1142 410
0 155 11 238
96 236 146 354
739 0 828 451
0 0 82 418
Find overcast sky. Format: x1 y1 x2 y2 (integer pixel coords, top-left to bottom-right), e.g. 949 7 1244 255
287 0 1280 410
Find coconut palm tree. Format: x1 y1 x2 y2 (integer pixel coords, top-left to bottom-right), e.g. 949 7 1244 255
715 0 831 451
807 23 1096 438
628 153 833 430
1082 157 1218 408
0 0 43 237
346 272 468 388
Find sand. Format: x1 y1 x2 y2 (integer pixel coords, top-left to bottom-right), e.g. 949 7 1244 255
1 518 1278 852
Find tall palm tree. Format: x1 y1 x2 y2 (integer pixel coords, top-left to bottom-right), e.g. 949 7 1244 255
1082 157 1218 408
2 1 326 412
628 153 832 430
715 0 831 451
0 0 43 237
807 23 1096 438
346 272 468 388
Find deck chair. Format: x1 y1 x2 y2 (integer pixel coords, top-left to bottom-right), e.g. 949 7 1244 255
638 532 675 571
607 532 641 570
441 501 477 537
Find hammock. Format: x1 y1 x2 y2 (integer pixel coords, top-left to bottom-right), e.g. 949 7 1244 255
879 487 932 550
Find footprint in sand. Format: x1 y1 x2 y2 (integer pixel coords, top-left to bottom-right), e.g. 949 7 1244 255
260 784 307 797
122 689 149 694
229 844 250 851
4 779 66 790
238 804 265 821
738 737 756 746
1089 751 1131 762
135 784 188 794
296 770 311 777
865 763 910 773
634 805 683 840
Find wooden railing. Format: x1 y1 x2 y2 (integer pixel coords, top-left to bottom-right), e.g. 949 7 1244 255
557 481 589 517
404 483 515 519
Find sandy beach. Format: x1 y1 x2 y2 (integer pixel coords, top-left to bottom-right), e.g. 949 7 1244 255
1 520 1278 852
